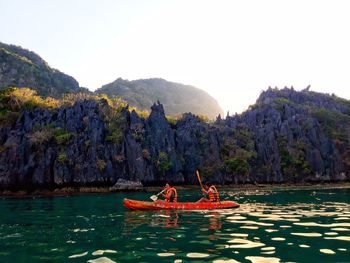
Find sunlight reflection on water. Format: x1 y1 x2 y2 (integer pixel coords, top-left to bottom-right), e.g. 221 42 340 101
120 198 350 262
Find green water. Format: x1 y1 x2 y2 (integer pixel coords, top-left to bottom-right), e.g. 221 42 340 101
0 188 349 262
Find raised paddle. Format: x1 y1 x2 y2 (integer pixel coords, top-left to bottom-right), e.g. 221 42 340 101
196 170 205 191
150 189 165 201
195 170 206 203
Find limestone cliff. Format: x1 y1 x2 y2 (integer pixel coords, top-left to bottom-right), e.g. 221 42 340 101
0 87 349 190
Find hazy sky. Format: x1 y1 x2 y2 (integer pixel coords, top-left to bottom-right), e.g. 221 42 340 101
1 0 350 114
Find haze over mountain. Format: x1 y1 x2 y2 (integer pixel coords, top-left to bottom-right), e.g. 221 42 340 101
96 78 223 118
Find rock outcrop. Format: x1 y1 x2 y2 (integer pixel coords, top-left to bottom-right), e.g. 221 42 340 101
112 179 143 190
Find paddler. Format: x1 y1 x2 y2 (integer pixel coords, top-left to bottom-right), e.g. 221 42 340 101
197 182 220 203
161 182 177 203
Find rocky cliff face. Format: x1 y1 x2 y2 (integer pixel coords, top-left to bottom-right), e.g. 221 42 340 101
246 87 350 183
0 87 349 190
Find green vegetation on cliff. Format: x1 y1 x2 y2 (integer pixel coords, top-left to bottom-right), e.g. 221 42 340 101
220 124 257 180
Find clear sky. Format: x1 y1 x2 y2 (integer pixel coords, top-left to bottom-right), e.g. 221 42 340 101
1 0 350 114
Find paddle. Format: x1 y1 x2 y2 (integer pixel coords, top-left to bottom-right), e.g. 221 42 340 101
150 189 165 201
196 170 205 193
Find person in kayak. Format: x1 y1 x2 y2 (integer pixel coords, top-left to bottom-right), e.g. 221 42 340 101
197 182 220 203
161 183 178 202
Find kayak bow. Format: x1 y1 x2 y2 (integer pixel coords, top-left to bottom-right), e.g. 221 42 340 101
123 198 239 210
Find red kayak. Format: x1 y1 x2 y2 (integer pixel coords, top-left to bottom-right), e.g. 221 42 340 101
123 198 239 210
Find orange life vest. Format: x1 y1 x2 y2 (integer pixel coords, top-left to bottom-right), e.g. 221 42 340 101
208 185 219 202
165 187 177 202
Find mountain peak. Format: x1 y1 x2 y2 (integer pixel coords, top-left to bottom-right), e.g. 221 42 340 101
96 78 223 119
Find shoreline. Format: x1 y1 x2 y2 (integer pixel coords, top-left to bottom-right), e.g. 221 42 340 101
1 182 350 198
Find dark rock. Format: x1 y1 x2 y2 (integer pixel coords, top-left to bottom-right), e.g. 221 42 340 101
112 178 143 190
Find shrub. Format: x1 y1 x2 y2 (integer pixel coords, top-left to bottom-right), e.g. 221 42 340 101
156 151 173 172
101 104 126 144
7 88 59 109
56 133 72 145
277 136 312 179
224 157 249 175
106 129 123 143
58 152 67 163
312 108 350 142
54 128 72 145
220 125 256 177
61 92 102 107
96 159 106 171
197 114 209 123
130 106 149 119
166 115 178 126
0 87 59 113
28 128 54 145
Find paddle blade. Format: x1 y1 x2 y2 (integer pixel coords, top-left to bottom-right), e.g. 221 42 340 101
150 195 158 201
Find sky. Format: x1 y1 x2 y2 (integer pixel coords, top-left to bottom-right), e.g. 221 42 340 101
1 0 350 114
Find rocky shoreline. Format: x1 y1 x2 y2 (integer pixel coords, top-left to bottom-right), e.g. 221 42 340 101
1 181 349 198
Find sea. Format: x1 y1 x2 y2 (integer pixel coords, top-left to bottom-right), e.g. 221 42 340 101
0 187 349 262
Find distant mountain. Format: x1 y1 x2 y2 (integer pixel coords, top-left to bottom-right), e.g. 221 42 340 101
0 42 223 118
96 78 224 119
0 42 85 97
